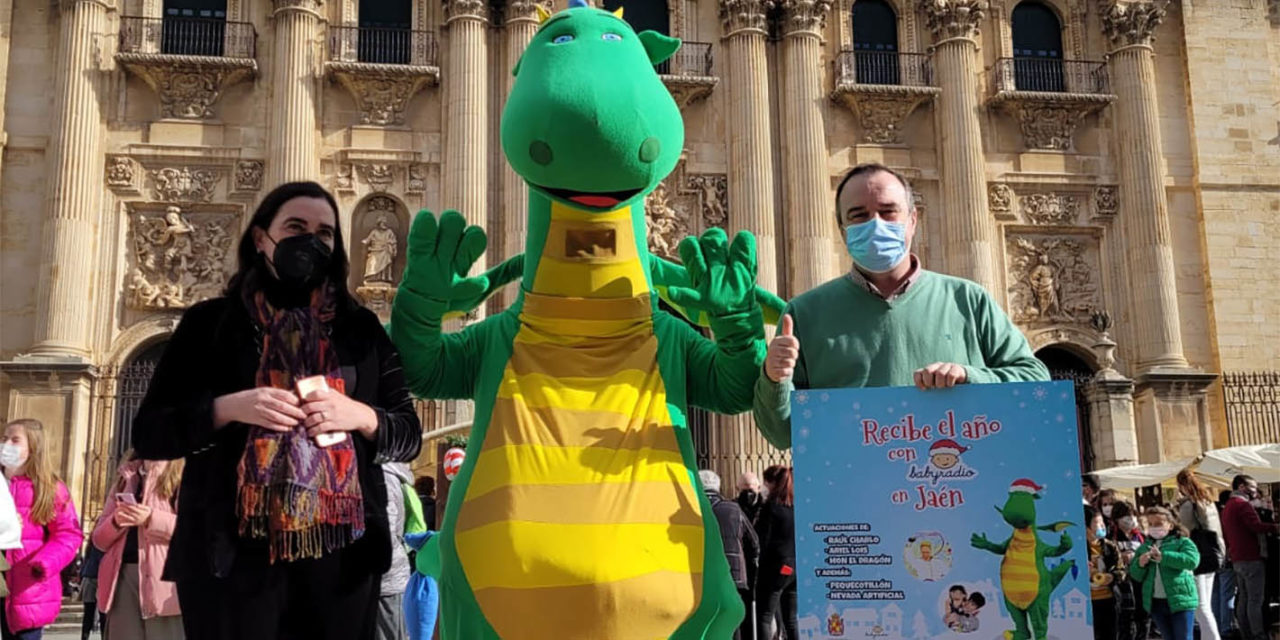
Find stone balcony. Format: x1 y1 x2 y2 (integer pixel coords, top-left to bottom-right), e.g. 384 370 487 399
987 58 1116 151
325 26 441 127
657 42 718 110
830 50 941 145
116 16 259 120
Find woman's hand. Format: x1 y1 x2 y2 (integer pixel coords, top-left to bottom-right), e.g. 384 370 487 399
301 389 378 441
213 387 307 432
114 504 153 528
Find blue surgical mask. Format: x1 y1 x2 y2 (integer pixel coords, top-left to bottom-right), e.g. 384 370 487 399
1094 527 1107 539
844 217 908 273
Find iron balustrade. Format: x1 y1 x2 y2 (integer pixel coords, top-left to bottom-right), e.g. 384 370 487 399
119 16 256 58
1222 371 1280 447
994 57 1109 94
656 41 713 76
834 50 934 87
328 25 438 67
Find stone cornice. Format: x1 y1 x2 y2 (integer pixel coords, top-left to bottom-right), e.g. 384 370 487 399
115 53 258 120
719 0 773 37
921 0 987 42
660 75 719 110
831 84 940 144
444 0 489 23
325 62 440 126
1098 0 1168 49
988 91 1114 151
779 0 833 37
505 0 553 24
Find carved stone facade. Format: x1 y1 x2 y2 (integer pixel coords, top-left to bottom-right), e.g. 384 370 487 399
779 0 833 36
117 56 258 120
150 167 221 203
832 86 940 144
719 0 772 35
1094 186 1118 217
988 182 1014 219
989 96 1113 151
1006 233 1102 325
1020 193 1082 226
645 157 730 259
234 161 264 192
921 0 987 40
1099 0 1169 48
126 206 236 310
326 65 440 126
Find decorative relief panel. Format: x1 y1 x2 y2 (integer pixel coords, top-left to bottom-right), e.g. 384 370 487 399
106 156 140 194
234 160 264 192
1019 193 1082 225
126 205 236 310
1093 185 1118 218
988 183 1014 220
150 167 221 203
644 155 729 260
358 164 396 191
1006 233 1102 325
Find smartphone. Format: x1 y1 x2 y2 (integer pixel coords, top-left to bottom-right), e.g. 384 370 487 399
295 376 349 448
116 493 137 506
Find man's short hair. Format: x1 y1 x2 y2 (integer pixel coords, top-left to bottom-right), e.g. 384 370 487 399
699 469 722 493
968 592 986 608
1233 474 1255 490
834 163 915 219
1082 474 1100 492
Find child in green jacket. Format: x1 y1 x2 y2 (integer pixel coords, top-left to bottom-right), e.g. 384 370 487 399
1128 506 1200 640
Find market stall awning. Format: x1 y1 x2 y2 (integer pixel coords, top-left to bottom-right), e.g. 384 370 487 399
1090 457 1197 490
1196 444 1280 485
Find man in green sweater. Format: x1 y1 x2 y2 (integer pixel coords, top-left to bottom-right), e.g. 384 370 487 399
753 164 1049 449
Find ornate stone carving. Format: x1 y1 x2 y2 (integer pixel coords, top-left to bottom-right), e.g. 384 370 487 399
719 0 773 36
326 63 440 126
358 164 395 191
1007 235 1101 325
988 95 1113 151
779 0 833 36
408 164 427 193
1098 0 1168 48
831 85 940 144
506 0 554 22
1094 185 1118 217
274 0 323 9
336 163 355 192
234 160 264 191
116 55 258 120
106 156 136 191
150 167 221 203
361 214 400 285
643 160 729 259
988 183 1014 219
921 0 987 41
645 182 692 260
687 174 729 228
1020 193 1081 226
661 76 719 111
126 206 235 310
443 0 488 22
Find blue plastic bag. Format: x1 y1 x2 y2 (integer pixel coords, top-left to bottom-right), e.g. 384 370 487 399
403 531 439 640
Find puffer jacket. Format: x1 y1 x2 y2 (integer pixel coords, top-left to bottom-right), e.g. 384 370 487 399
5 477 84 633
380 463 414 597
91 459 181 619
1128 535 1200 613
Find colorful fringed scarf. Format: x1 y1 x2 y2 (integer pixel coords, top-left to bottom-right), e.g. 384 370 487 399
236 284 365 563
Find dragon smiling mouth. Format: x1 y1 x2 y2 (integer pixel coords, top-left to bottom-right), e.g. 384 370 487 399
539 185 644 209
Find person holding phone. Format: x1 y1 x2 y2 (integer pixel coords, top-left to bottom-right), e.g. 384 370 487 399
1129 506 1200 640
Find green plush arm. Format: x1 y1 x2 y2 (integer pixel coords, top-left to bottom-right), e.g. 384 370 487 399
962 286 1052 384
970 532 1010 555
1158 538 1200 572
751 308 806 450
651 255 786 327
1044 531 1073 557
682 307 767 414
441 254 525 321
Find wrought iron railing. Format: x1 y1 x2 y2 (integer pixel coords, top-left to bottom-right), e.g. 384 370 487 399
1222 371 1280 447
328 25 438 66
656 41 713 76
1049 369 1095 472
119 16 256 58
993 57 1109 94
834 50 934 87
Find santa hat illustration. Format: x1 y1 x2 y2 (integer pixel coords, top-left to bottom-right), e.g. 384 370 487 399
929 439 969 456
1009 478 1044 495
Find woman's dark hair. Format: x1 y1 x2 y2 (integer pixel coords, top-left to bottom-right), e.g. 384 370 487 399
1096 488 1118 505
1082 474 1100 493
763 465 793 507
225 181 356 312
1110 500 1136 521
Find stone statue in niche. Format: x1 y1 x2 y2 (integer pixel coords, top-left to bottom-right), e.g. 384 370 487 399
1007 235 1100 324
1027 253 1061 319
361 215 399 285
645 182 689 260
127 206 235 310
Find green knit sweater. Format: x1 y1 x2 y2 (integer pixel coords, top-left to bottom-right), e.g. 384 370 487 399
752 271 1050 449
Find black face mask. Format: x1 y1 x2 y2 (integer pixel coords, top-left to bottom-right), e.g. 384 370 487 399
265 233 332 288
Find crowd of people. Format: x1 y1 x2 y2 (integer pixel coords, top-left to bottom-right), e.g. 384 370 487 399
1083 471 1279 640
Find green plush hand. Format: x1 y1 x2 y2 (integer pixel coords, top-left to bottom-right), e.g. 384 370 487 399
665 228 756 318
401 210 489 314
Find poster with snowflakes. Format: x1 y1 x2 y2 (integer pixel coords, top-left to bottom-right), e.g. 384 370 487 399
791 381 1092 640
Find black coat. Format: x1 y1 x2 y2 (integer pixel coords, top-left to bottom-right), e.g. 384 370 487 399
706 490 759 590
755 501 796 578
736 489 764 525
131 296 422 582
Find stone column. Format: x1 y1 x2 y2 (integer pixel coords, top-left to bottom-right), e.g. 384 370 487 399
30 0 109 358
779 0 835 292
1100 0 1186 371
921 1 999 294
267 0 322 186
501 1 547 303
719 0 779 296
443 0 489 277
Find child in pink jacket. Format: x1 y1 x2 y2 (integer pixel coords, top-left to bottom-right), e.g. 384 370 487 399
1 419 84 639
91 454 185 639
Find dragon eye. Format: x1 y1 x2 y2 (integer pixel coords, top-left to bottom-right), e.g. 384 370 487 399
552 34 575 44
602 33 622 41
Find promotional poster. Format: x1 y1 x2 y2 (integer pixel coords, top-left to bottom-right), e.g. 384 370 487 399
792 381 1092 640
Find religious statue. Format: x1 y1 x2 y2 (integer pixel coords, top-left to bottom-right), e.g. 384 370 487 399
1028 253 1060 319
158 206 195 273
362 215 399 284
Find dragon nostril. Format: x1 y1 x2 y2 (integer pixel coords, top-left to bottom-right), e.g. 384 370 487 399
530 140 554 166
638 137 661 163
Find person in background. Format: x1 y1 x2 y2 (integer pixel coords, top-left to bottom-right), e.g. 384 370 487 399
1221 475 1280 640
1129 506 1200 640
699 470 758 640
755 465 796 640
735 472 764 525
1087 504 1124 640
91 453 186 639
1110 500 1146 640
413 476 436 533
1 419 85 640
77 544 104 640
1175 469 1224 640
1083 475 1100 507
376 462 421 640
1212 489 1237 637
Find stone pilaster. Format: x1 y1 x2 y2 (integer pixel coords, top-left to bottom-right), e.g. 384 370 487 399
1099 0 1185 371
779 0 836 292
719 0 778 296
30 0 108 358
922 0 999 295
267 0 322 185
1086 377 1139 468
501 1 549 303
443 0 490 283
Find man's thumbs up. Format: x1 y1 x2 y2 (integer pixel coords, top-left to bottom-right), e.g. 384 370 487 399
765 314 800 383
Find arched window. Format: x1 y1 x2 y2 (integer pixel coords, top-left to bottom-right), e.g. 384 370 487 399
851 0 899 85
359 0 413 64
162 0 226 56
1036 346 1095 471
112 340 169 469
1011 1 1065 92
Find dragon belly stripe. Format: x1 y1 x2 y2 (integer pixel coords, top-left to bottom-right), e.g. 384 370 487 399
482 399 679 451
462 444 688 499
454 482 704 530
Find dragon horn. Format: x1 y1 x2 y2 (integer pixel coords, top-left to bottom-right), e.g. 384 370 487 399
535 5 551 22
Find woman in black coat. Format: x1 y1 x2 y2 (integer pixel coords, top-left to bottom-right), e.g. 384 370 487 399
755 465 797 640
131 182 421 640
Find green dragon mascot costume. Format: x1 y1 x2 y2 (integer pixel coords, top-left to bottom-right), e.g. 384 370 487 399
389 2 775 637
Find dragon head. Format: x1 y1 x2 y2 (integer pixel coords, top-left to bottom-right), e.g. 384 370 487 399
996 478 1042 529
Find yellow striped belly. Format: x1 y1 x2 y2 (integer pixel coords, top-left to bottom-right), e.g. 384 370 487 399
1001 528 1041 610
455 294 703 640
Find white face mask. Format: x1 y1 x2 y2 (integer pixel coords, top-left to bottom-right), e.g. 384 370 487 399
1119 516 1137 532
1102 505 1113 518
1148 526 1169 540
0 443 26 469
